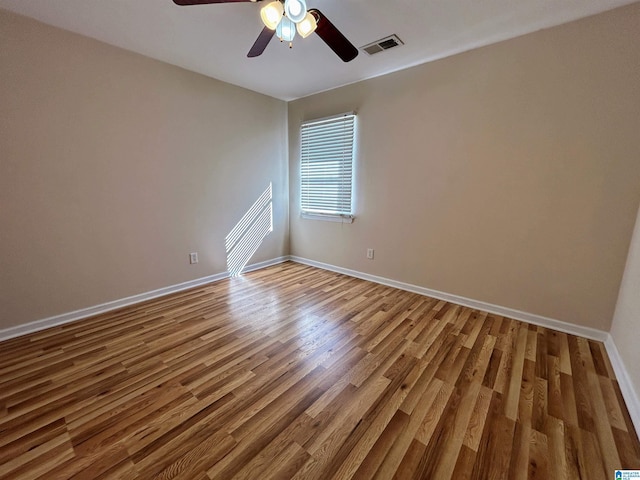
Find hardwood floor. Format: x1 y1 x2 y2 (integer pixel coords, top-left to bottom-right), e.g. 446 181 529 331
0 261 638 479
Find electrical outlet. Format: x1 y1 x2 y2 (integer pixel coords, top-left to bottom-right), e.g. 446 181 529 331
367 248 374 260
189 252 198 264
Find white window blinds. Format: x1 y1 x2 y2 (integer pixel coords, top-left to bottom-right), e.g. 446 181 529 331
300 113 355 218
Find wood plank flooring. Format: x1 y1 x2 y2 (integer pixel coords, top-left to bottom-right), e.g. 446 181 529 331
0 261 638 479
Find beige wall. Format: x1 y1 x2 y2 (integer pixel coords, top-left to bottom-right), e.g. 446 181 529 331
288 3 640 330
2 4 640 334
0 9 288 329
611 203 640 410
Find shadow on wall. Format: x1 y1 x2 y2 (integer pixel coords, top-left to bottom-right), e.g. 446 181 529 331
225 183 273 276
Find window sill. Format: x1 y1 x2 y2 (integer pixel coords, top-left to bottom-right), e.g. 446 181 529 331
301 212 354 224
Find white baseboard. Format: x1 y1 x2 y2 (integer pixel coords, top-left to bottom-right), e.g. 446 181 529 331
0 256 289 342
289 256 608 342
604 334 640 436
4 254 607 344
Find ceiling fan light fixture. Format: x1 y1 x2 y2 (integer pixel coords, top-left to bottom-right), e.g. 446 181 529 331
296 11 317 38
276 16 296 42
284 0 307 23
260 1 284 30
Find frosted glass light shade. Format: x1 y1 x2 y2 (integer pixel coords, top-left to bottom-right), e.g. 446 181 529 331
284 0 307 23
296 11 317 38
276 16 296 42
260 1 284 30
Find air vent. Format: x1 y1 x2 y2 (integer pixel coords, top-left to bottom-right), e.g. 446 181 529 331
360 35 404 56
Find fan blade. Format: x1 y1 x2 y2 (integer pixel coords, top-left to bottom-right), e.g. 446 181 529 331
247 26 275 57
173 0 258 5
309 9 358 62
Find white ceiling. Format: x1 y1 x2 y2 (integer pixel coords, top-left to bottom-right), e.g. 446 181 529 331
0 0 635 100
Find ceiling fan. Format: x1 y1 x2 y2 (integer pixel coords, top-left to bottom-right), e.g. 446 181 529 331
173 0 359 62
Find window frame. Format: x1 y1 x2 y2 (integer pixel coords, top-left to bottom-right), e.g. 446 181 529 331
299 112 356 223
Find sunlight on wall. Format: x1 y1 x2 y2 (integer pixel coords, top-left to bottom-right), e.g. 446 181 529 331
225 183 273 276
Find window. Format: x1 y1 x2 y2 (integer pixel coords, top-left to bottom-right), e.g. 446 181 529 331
300 112 356 222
